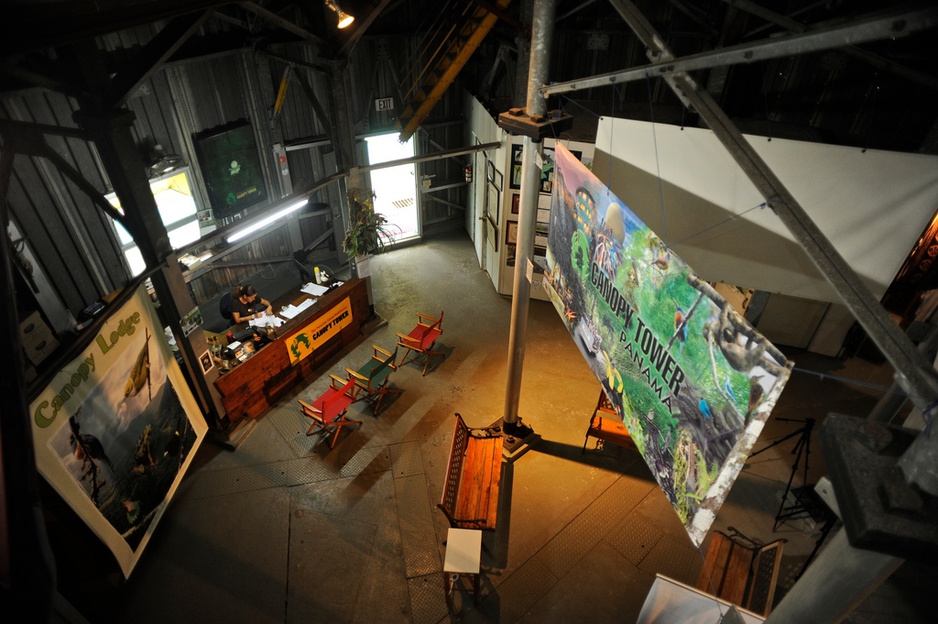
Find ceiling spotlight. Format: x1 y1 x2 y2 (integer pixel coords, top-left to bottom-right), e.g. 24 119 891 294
324 0 355 29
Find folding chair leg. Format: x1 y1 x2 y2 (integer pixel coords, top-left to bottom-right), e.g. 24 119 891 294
372 385 402 416
422 350 444 376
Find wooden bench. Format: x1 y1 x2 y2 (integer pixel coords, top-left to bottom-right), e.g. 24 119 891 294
696 528 786 617
397 310 444 376
346 345 401 416
297 375 361 448
438 413 503 531
582 390 637 453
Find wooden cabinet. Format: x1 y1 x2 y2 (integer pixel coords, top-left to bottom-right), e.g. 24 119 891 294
19 310 59 367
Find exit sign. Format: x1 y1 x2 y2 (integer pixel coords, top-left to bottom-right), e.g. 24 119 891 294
375 97 394 111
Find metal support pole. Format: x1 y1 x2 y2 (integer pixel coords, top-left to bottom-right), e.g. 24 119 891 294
502 0 555 433
0 137 57 622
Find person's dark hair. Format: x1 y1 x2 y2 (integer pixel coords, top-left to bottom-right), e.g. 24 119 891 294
233 284 257 299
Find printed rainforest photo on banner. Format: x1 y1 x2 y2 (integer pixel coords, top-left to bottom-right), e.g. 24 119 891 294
29 287 207 577
544 143 792 546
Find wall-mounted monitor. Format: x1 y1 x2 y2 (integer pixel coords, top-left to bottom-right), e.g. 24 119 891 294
193 119 268 220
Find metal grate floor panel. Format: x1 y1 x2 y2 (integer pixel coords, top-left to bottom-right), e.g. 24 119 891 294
395 473 441 579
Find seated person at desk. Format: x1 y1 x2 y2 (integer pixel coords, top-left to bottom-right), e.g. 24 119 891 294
229 284 272 325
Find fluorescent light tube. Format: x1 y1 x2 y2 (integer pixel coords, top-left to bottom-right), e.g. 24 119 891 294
226 199 308 243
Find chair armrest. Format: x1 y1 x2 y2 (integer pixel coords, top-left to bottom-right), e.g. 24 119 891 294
346 368 369 383
329 373 349 388
372 344 393 359
298 399 322 416
397 332 421 348
416 313 437 325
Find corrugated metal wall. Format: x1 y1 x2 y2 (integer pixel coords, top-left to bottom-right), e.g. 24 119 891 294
2 17 472 335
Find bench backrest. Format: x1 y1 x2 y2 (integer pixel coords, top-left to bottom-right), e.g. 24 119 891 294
440 413 470 516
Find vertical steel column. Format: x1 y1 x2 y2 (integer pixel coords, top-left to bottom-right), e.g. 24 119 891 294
503 0 556 430
73 40 222 426
0 137 57 621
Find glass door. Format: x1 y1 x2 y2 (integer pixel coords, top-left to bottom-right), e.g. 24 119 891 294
365 133 418 243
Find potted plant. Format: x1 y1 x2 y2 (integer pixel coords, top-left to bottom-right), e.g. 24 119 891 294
342 188 393 279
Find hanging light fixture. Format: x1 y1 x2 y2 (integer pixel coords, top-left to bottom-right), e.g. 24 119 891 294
146 144 185 178
324 0 355 29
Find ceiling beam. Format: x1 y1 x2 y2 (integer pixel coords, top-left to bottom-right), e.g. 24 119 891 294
239 1 325 48
721 0 938 91
108 9 216 109
0 0 226 55
542 4 938 96
337 0 396 58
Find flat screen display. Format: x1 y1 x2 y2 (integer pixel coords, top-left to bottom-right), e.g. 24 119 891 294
194 120 268 220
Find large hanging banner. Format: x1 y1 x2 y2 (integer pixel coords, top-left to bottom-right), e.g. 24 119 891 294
545 143 792 546
29 287 207 577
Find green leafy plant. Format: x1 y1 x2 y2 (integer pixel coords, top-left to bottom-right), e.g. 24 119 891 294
342 189 394 258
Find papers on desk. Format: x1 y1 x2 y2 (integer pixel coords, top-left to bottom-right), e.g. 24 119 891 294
279 297 316 320
250 314 284 329
301 282 329 296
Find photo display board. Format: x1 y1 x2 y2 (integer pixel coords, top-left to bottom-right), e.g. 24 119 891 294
544 144 792 545
194 119 268 220
29 287 208 576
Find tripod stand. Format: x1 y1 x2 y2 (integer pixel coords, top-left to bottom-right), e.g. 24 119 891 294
749 417 815 530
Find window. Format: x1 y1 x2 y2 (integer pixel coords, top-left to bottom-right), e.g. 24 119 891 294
107 169 201 276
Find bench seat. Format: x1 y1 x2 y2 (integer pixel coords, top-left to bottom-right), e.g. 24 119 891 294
439 413 502 531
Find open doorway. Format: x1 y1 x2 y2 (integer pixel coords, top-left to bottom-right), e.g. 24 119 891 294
365 133 419 243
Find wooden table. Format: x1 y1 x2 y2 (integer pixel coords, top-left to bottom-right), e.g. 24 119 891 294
214 278 369 424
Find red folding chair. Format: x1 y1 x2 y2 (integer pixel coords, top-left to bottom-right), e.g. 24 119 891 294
297 375 361 448
396 311 444 376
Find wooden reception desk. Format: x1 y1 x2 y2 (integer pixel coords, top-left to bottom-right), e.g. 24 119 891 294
214 277 369 423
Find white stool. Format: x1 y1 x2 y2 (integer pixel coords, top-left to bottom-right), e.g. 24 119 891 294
442 528 482 607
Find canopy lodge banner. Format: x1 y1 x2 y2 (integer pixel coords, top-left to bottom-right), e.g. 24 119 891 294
29 287 207 577
544 143 792 546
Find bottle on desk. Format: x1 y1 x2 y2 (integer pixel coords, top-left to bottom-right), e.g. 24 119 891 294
314 266 321 284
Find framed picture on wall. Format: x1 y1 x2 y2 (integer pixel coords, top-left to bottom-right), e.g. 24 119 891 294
486 218 498 253
506 243 516 266
200 349 214 374
511 193 520 214
487 159 503 193
510 144 524 189
506 221 519 245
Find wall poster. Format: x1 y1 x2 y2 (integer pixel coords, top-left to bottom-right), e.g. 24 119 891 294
544 144 792 545
194 119 268 220
29 286 208 577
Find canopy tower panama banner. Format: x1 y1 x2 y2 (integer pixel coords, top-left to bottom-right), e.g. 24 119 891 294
29 286 207 577
544 143 792 545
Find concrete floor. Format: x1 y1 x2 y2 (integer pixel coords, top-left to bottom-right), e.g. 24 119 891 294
59 231 931 623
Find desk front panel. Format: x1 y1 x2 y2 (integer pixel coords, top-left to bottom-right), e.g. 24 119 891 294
214 278 369 423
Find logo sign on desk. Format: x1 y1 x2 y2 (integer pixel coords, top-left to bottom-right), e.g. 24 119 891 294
287 297 353 365
544 143 791 546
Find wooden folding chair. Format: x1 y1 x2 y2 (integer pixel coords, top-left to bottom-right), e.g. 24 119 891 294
346 345 401 415
396 310 445 376
297 375 361 448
